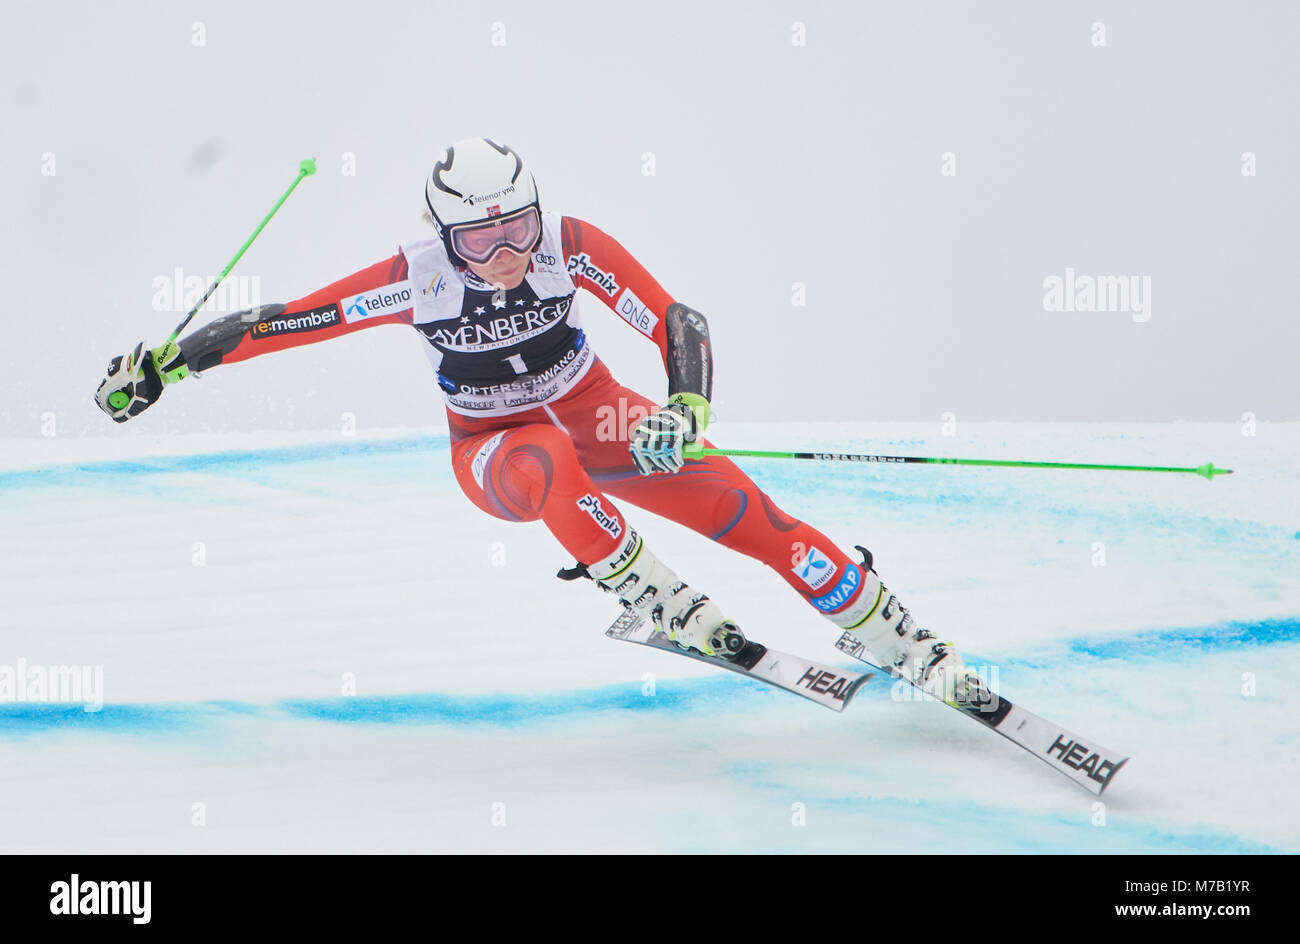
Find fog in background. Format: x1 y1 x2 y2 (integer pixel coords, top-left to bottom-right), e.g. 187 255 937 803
4 0 1297 439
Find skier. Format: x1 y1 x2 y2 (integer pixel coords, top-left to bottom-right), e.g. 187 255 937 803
94 137 970 700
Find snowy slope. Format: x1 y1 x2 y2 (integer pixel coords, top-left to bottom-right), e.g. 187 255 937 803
1 422 1296 852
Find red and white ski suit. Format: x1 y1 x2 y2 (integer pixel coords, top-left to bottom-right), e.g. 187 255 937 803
179 213 875 627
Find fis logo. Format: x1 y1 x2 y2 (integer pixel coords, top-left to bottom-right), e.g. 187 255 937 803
792 546 837 591
423 273 446 297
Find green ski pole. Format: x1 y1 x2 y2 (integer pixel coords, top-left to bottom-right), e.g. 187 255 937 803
166 157 318 342
683 445 1233 481
107 158 317 411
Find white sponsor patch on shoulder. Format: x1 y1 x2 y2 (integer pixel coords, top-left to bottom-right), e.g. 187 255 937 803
471 431 507 490
341 281 415 324
613 286 658 338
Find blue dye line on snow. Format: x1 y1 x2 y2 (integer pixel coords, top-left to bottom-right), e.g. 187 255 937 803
989 615 1300 670
1 615 1295 738
0 674 778 737
707 768 1284 854
0 434 449 492
278 676 760 726
0 700 218 733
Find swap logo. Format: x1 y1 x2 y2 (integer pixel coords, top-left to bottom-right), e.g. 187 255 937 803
811 564 862 613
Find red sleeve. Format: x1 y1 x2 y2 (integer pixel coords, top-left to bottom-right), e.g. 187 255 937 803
214 253 413 366
560 216 674 367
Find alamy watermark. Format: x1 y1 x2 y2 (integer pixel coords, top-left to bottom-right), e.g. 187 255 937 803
50 874 150 924
1043 267 1151 322
0 658 103 712
152 267 261 313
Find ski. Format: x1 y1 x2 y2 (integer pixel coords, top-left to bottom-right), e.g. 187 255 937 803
605 608 872 712
834 632 1129 795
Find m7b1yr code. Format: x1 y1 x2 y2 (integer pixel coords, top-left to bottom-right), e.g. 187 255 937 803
1126 881 1251 895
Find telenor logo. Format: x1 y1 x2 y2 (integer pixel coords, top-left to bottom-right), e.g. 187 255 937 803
341 282 415 324
792 546 837 591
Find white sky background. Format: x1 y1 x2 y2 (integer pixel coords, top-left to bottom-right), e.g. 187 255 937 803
3 0 1298 438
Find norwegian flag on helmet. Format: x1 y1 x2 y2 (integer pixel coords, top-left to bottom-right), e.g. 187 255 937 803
486 206 501 217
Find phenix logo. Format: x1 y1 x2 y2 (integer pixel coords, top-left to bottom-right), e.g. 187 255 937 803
566 253 619 297
50 874 151 925
577 493 622 538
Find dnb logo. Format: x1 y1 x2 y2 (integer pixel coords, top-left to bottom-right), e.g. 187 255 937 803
792 546 837 591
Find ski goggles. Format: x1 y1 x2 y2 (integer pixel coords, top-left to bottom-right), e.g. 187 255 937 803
450 206 541 265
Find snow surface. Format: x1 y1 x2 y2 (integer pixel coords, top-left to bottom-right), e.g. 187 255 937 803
1 421 1296 852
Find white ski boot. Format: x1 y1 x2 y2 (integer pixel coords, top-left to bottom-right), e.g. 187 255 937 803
567 530 747 659
836 546 979 706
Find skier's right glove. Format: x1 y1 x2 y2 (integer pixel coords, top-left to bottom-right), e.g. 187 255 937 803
629 392 710 475
94 339 188 423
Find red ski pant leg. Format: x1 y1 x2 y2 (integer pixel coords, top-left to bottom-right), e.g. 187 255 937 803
449 421 630 567
547 365 874 623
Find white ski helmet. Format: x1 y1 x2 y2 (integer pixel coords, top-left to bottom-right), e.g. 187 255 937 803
424 137 542 268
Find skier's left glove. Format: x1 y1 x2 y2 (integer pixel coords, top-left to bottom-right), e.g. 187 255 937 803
629 392 710 475
94 339 188 423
